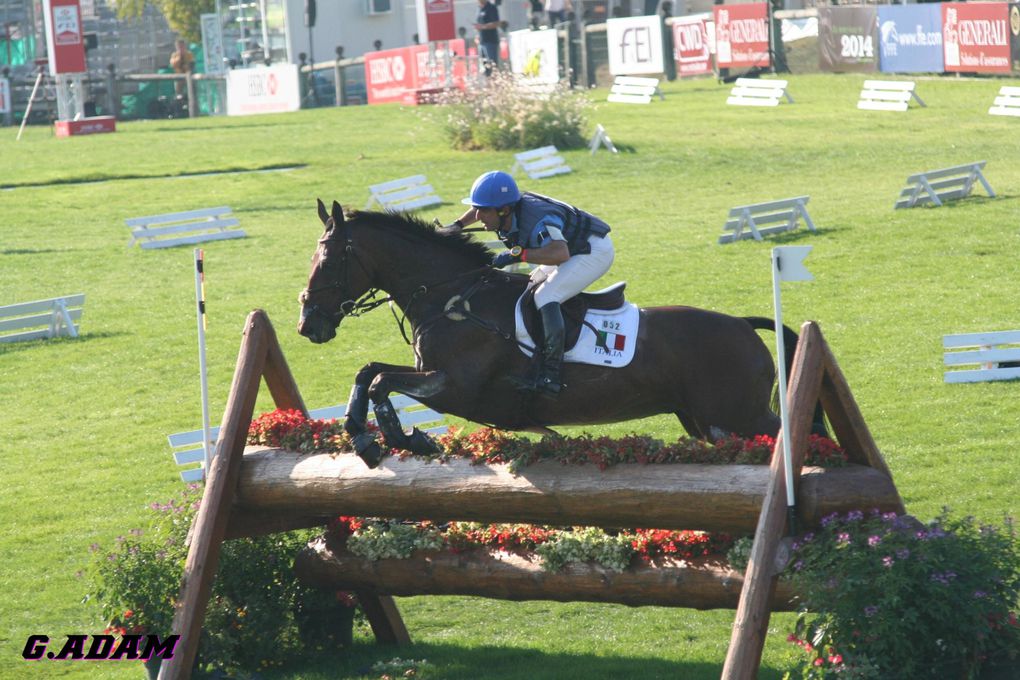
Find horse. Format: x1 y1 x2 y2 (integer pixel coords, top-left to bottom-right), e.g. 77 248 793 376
299 200 812 468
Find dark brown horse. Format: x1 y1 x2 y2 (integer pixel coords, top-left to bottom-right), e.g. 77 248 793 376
298 200 808 467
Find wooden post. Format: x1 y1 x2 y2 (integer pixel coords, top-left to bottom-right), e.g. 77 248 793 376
721 322 825 679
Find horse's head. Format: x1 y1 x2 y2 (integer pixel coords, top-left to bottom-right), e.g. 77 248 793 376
297 199 374 344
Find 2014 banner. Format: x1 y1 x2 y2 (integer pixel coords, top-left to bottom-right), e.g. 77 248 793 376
943 2 1011 73
818 6 878 72
713 3 769 69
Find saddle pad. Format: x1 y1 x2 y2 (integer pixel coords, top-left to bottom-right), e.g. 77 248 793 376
515 296 640 368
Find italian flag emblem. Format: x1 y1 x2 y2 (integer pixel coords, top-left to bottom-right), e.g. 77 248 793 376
596 330 626 352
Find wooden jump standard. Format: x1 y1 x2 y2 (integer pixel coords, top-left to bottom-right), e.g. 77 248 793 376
158 311 903 680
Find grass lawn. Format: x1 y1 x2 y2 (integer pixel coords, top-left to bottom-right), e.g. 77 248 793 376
1 72 1018 679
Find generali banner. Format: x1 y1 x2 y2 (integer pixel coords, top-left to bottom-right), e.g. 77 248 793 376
606 15 664 75
713 3 769 69
365 40 467 105
943 2 1011 73
672 14 712 77
818 6 878 72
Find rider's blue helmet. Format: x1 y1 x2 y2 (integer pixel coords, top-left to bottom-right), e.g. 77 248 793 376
462 171 521 208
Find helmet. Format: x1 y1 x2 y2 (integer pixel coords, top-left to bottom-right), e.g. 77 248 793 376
462 171 521 208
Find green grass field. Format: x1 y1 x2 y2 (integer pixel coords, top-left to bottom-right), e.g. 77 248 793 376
2 73 1018 679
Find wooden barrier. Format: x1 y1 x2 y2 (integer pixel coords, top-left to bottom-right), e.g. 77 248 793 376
0 293 84 343
159 311 904 680
726 79 793 107
857 80 925 112
126 207 245 249
943 330 1020 384
894 161 995 210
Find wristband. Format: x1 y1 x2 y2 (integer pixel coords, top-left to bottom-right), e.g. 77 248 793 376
520 249 528 263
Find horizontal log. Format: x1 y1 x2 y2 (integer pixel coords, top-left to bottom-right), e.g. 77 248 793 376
235 447 902 534
294 536 799 611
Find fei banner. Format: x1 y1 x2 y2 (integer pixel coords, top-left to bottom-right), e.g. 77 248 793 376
509 28 559 84
943 2 1011 73
877 4 943 73
606 15 664 75
225 64 300 116
713 3 769 69
672 14 712 77
42 0 86 75
818 6 878 72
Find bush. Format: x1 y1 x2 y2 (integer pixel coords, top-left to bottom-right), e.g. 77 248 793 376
785 509 1020 679
427 72 591 151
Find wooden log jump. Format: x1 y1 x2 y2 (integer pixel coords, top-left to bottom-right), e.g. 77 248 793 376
159 311 905 680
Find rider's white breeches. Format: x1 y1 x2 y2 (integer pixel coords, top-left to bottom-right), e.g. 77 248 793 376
531 234 615 308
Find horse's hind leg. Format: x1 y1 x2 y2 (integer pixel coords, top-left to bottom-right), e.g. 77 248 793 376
674 410 707 440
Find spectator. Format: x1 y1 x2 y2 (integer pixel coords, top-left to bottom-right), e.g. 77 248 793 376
526 0 544 28
474 0 501 76
545 0 569 25
373 39 383 51
169 39 194 97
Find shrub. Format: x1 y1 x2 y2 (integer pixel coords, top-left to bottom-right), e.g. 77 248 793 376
426 71 591 151
785 509 1020 679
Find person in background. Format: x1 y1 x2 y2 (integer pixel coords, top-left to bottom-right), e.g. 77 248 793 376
445 171 615 396
526 0 544 28
474 0 501 76
545 0 569 25
169 39 194 97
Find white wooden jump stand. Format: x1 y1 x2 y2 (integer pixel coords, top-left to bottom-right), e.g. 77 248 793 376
726 79 793 107
0 294 85 343
718 196 816 244
894 161 995 209
510 145 572 179
157 311 904 680
988 86 1020 117
607 76 664 104
126 207 245 249
364 175 443 212
943 330 1020 384
857 80 925 112
589 124 618 155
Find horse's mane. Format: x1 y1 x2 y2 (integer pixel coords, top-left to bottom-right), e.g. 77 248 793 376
346 209 493 267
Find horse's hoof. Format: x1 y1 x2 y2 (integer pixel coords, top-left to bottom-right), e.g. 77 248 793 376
407 428 440 456
356 441 384 469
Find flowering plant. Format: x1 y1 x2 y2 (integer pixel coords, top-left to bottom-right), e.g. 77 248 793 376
784 509 1020 679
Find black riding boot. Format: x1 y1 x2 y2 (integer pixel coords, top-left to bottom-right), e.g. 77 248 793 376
535 302 564 395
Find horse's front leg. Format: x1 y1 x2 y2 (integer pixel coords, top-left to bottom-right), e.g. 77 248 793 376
367 369 448 458
344 362 416 468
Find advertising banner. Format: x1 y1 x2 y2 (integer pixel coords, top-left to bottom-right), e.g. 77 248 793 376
877 4 943 73
415 0 456 43
943 2 1011 73
1012 3 1020 72
818 6 878 72
201 13 226 75
0 78 10 114
509 28 559 84
365 40 467 105
225 64 300 116
713 3 769 69
42 0 86 75
672 14 712 77
606 15 664 75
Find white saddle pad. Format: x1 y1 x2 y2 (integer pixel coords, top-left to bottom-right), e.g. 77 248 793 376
515 287 640 368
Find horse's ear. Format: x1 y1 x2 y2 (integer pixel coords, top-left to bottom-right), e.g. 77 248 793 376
331 201 344 226
317 198 329 226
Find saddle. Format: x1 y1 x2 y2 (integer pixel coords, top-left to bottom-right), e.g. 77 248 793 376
519 282 627 351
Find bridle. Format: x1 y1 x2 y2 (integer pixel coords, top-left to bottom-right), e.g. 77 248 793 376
299 227 390 326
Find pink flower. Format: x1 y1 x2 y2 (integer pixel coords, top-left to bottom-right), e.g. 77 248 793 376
813 658 824 666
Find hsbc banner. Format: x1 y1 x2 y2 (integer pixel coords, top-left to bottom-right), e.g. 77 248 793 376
365 41 467 105
818 6 878 73
42 0 86 75
714 3 769 69
226 64 300 116
415 0 455 43
877 5 943 73
943 2 1011 73
606 15 664 75
672 15 712 77
509 28 559 84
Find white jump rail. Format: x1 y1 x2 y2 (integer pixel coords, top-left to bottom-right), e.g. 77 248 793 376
510 145 572 180
364 175 443 212
894 161 995 209
0 294 85 343
988 86 1020 117
126 206 245 250
726 78 793 107
857 80 925 112
943 330 1020 384
718 196 816 244
589 124 618 155
169 395 447 483
607 76 663 104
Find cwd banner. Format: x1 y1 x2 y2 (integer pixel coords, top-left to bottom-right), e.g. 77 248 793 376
672 14 712 77
943 2 1011 73
877 4 943 73
818 5 878 72
509 28 559 84
713 3 769 69
606 15 664 75
225 64 300 116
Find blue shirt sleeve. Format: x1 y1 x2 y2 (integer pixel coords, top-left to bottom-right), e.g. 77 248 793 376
528 214 565 248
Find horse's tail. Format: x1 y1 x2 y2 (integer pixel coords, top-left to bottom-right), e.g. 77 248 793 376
742 316 829 438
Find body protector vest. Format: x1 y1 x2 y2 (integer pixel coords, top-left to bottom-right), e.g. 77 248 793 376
500 192 611 255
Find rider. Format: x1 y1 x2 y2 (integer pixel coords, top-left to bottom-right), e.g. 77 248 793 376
446 170 614 395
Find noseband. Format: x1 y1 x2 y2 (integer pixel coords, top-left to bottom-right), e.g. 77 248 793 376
299 230 390 325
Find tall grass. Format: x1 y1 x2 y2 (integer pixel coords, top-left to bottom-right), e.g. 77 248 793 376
1 73 1017 679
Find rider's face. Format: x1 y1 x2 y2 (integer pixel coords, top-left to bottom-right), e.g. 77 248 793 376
475 206 510 231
